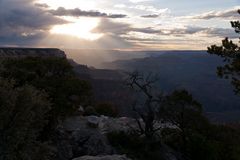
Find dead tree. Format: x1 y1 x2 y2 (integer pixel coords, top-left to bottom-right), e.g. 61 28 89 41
126 71 164 140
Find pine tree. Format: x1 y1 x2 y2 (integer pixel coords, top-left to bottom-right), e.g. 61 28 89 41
208 10 240 94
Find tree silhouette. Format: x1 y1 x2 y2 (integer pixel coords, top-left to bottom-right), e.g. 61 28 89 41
0 79 53 160
126 71 164 140
208 10 240 94
160 90 207 152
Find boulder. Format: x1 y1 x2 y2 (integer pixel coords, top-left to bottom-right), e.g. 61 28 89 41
62 116 176 135
62 116 88 131
98 116 136 134
71 129 114 156
56 122 115 160
87 116 100 128
57 116 178 160
55 127 74 160
72 155 132 160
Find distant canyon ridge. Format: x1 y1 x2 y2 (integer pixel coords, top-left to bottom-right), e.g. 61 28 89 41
1 48 240 122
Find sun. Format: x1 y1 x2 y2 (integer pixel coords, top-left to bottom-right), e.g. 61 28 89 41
50 17 102 41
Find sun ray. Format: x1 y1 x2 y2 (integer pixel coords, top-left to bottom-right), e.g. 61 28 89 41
50 17 103 41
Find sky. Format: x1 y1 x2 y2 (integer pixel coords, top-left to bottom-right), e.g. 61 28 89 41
0 0 239 50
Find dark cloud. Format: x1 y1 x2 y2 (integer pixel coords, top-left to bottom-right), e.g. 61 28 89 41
93 19 162 35
165 26 238 38
132 27 163 34
49 7 127 18
169 26 206 35
191 8 240 19
92 19 131 34
141 14 159 18
93 19 238 46
35 3 49 8
203 28 238 38
0 0 68 46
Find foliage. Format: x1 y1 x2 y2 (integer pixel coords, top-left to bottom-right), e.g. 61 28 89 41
0 57 92 121
107 131 164 160
208 10 240 94
0 79 54 160
162 120 240 160
0 56 93 159
160 90 210 150
94 102 118 117
84 106 98 116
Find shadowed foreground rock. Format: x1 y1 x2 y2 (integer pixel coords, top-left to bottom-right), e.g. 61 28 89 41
56 116 178 160
56 116 115 160
72 155 132 160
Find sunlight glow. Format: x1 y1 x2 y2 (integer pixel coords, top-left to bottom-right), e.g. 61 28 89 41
50 18 103 41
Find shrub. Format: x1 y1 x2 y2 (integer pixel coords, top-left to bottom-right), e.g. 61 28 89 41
94 102 118 117
0 79 54 160
107 131 164 160
0 57 92 121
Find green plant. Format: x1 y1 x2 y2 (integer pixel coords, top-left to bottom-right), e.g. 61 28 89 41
208 10 240 94
0 79 54 160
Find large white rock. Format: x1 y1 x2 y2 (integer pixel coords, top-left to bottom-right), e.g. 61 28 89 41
72 155 132 160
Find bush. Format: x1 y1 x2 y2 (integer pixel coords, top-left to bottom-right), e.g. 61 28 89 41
0 57 92 121
94 102 118 117
0 79 54 160
107 131 164 160
161 124 240 160
84 106 98 116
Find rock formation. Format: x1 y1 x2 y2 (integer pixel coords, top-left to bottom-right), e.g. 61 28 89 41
0 48 66 58
72 155 132 160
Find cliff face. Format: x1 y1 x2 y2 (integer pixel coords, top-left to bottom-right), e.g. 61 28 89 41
0 48 66 58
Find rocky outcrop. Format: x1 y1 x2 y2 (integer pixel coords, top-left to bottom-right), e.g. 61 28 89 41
62 116 177 134
0 48 66 58
55 116 116 160
56 116 178 160
70 129 114 156
72 155 132 160
61 116 137 134
56 116 138 160
56 129 115 160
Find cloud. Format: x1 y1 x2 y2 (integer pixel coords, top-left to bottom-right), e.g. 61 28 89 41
92 19 131 35
34 3 49 8
91 19 162 48
93 18 237 40
132 5 170 14
169 26 206 35
129 0 153 3
132 27 162 34
162 26 238 38
202 28 238 38
0 0 68 46
48 7 127 18
93 18 163 36
188 8 240 19
141 14 159 18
